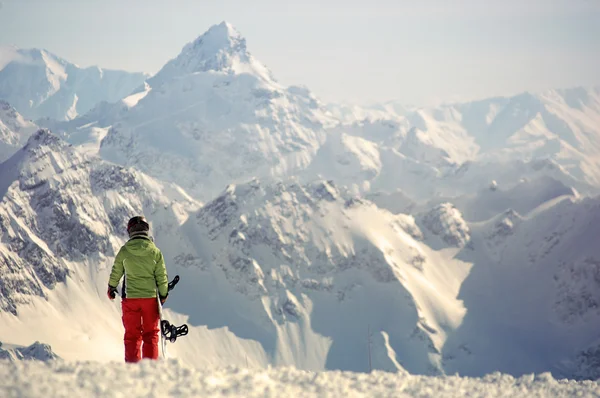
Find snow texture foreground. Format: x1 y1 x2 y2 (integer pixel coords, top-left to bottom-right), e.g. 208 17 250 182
1 359 599 398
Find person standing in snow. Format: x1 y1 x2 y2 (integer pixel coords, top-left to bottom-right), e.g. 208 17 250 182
107 216 169 363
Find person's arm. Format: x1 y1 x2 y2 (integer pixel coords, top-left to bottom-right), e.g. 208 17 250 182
107 248 125 299
154 250 169 299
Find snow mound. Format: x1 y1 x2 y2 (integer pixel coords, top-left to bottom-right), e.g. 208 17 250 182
0 359 597 398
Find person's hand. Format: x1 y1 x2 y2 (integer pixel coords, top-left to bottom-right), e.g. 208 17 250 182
159 294 168 305
107 285 118 300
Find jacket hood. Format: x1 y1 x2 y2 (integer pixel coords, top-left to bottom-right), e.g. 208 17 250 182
124 238 155 257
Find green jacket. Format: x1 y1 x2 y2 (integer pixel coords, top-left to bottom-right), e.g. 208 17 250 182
108 237 169 298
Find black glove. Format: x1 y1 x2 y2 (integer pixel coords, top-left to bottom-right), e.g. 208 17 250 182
159 293 168 305
107 285 118 300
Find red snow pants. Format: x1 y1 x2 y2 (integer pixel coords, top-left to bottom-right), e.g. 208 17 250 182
121 298 160 362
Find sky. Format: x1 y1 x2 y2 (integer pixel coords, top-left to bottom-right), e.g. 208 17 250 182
0 0 599 105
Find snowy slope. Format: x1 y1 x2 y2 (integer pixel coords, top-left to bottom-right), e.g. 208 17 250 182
0 100 38 162
441 194 600 379
165 179 473 374
0 45 147 121
2 359 598 398
302 130 442 199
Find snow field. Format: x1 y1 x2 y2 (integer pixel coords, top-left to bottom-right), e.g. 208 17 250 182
1 359 599 398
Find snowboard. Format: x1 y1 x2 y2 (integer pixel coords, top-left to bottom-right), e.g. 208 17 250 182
157 275 189 359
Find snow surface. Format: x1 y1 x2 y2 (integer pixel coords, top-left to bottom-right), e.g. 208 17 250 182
1 359 599 398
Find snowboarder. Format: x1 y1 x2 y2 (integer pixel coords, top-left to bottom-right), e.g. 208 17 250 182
107 216 169 363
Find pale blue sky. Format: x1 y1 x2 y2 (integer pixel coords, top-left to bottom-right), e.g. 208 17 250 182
0 0 599 105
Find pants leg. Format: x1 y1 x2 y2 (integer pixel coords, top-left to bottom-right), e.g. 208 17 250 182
140 297 160 360
121 299 142 363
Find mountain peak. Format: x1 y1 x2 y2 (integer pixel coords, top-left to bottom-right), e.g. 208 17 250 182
0 99 13 110
149 21 274 85
182 20 247 64
24 129 67 151
207 21 242 41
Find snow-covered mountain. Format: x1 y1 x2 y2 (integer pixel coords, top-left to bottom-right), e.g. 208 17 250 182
0 45 147 121
40 21 600 204
43 22 337 201
167 178 475 373
0 132 461 373
322 87 600 200
0 341 59 362
147 21 274 87
1 129 599 379
171 176 600 378
2 138 599 379
0 100 38 162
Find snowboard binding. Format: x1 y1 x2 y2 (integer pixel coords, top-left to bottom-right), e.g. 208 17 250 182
161 319 189 343
158 275 189 346
167 275 180 291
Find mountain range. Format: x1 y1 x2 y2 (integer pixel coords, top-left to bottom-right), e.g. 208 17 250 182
0 21 599 380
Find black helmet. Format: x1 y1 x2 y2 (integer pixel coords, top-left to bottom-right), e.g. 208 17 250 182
127 216 150 234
